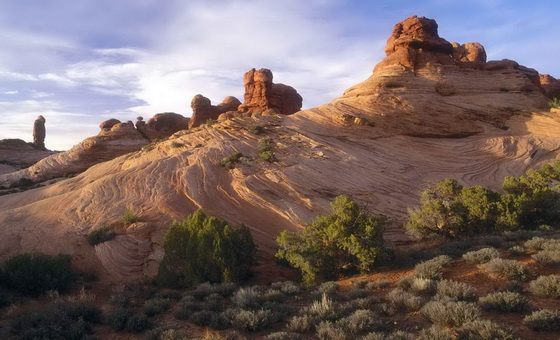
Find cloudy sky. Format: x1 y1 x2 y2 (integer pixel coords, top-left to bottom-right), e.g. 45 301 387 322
0 0 558 150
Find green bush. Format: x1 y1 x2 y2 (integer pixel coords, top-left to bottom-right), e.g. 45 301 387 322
276 195 386 284
456 320 516 340
421 299 481 327
407 162 560 238
523 309 560 331
548 97 560 109
529 275 560 298
480 258 529 281
157 210 256 288
122 207 139 225
87 225 117 245
3 253 75 296
219 152 243 169
479 291 529 312
258 138 277 162
248 124 265 134
462 248 500 264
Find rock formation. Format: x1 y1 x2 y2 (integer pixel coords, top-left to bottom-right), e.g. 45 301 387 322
188 95 241 128
32 115 47 150
146 112 190 140
0 139 56 175
0 122 148 187
0 16 559 281
99 118 121 130
237 68 303 116
135 116 148 139
540 74 560 99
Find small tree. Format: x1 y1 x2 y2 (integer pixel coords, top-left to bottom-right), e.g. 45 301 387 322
276 195 386 284
157 210 256 288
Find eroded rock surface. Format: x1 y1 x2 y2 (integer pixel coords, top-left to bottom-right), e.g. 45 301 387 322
146 112 190 140
540 74 560 99
189 95 241 128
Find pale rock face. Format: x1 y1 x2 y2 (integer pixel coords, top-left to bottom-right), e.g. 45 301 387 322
0 16 558 282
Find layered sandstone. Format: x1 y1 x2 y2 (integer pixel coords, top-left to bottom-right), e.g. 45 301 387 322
188 95 241 128
0 16 559 281
540 74 560 99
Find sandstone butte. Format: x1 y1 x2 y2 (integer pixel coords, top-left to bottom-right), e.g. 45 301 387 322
1 15 559 281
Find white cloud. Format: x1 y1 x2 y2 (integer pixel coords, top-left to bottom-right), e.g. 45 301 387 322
4 90 18 95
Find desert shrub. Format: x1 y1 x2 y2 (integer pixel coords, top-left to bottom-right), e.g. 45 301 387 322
503 229 537 241
304 293 340 321
480 258 529 280
109 282 155 308
172 296 199 320
10 301 102 339
143 298 172 316
462 247 500 264
417 325 453 340
189 310 226 328
317 281 339 294
87 225 117 245
479 235 505 247
192 282 238 300
336 309 380 334
205 118 218 126
157 210 256 288
508 245 527 256
122 207 139 225
529 274 560 298
414 255 452 280
219 152 243 169
525 236 547 250
346 288 370 300
247 124 265 134
3 253 75 296
386 288 424 311
264 332 304 340
270 280 302 296
532 249 560 265
152 290 182 301
277 195 386 284
438 240 472 257
170 141 184 148
257 137 277 162
501 280 524 293
108 308 151 332
316 321 348 340
287 314 315 332
232 287 261 309
479 291 528 312
523 309 560 331
226 308 277 332
398 276 435 295
366 279 390 290
456 320 516 340
548 97 560 109
436 280 476 301
385 330 416 340
421 299 481 327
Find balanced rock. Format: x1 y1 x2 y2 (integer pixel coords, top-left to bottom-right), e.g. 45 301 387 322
146 112 190 140
540 74 560 99
238 68 303 116
188 95 241 129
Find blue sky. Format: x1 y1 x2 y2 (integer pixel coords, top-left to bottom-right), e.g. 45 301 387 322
0 0 558 150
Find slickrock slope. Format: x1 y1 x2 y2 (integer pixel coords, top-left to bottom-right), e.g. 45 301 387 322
0 122 149 186
0 139 56 175
0 16 559 281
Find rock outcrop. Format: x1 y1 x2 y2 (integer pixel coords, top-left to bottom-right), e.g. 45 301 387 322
0 139 56 175
0 16 559 282
540 74 560 99
32 115 47 150
188 95 241 129
146 112 190 140
99 118 121 130
0 122 148 186
237 68 303 116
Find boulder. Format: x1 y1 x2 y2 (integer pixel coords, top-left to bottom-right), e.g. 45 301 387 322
384 15 454 55
146 112 190 140
452 42 487 65
99 118 121 130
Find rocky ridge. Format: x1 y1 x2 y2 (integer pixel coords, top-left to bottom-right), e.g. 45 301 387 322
0 16 559 281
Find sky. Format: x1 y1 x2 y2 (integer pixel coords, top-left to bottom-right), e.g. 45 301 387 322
0 0 559 150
